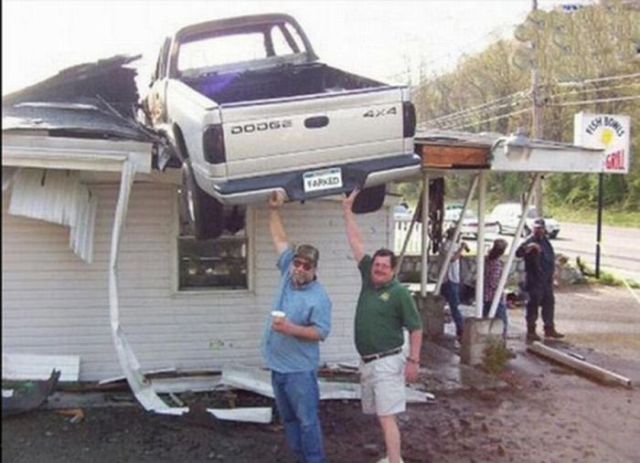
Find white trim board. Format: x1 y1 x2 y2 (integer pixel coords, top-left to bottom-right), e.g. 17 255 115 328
2 353 80 382
1 134 152 174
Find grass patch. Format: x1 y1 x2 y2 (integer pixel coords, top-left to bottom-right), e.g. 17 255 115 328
482 338 511 375
586 275 640 289
577 259 640 288
549 206 640 228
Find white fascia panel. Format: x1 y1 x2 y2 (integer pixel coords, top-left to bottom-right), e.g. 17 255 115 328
1 134 152 174
491 140 605 173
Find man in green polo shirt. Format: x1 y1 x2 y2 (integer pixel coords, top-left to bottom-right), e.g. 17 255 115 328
342 189 423 463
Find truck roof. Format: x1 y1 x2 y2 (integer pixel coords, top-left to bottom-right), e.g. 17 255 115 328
175 13 311 46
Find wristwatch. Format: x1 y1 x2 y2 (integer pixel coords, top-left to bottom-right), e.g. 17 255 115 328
406 357 420 365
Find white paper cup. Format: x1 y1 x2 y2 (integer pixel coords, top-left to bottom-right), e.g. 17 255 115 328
271 310 286 321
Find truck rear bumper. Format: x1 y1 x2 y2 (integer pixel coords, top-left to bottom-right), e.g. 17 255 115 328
202 154 421 204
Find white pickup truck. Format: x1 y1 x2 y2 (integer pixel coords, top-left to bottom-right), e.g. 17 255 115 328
145 13 418 239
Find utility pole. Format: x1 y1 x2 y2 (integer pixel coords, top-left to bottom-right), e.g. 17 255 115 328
531 0 544 216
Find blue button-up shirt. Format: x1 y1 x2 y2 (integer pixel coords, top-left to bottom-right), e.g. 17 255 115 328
262 248 332 373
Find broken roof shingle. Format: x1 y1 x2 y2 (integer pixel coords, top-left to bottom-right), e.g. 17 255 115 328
2 55 154 142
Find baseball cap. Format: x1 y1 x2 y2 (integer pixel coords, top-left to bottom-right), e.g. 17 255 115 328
294 244 319 267
533 218 546 228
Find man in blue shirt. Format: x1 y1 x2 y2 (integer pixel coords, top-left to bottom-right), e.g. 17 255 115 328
262 192 332 463
516 218 564 342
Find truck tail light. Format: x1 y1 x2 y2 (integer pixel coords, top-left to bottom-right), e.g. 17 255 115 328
203 124 226 164
403 101 416 138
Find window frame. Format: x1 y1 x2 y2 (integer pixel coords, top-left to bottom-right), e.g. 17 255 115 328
171 189 255 295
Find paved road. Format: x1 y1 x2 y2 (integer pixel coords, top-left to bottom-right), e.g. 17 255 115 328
458 222 639 282
397 220 639 282
551 222 640 283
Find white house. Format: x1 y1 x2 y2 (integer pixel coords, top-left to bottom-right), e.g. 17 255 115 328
2 159 393 382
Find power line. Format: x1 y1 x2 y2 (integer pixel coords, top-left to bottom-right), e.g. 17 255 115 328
547 95 640 107
557 72 640 87
432 97 531 128
447 108 530 131
424 90 529 125
548 81 640 99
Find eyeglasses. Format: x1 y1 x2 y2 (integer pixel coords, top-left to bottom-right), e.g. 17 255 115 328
293 259 313 271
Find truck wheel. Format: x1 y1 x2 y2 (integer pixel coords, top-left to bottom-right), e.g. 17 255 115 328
352 184 386 214
182 164 225 240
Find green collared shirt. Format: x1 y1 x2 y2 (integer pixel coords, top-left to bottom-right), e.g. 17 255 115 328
354 255 422 357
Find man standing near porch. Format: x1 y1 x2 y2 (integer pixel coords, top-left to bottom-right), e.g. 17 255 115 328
516 218 564 342
342 189 423 463
262 191 332 463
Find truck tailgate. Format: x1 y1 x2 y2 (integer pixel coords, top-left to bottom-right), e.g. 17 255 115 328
220 87 408 178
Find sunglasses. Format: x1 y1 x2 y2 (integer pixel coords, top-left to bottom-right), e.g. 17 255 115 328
293 259 313 271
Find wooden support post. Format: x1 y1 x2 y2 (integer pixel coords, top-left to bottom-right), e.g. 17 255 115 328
475 171 487 318
420 172 430 298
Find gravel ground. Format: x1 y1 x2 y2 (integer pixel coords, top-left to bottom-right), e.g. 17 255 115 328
3 284 640 463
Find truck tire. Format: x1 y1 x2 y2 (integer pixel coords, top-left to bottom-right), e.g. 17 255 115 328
352 184 386 214
182 164 225 240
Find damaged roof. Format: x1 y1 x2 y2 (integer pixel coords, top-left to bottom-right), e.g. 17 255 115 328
3 100 152 142
2 54 153 142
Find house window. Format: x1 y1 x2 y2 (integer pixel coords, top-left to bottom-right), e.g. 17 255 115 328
177 196 249 291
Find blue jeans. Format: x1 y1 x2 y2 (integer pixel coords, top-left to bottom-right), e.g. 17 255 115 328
526 285 555 330
271 370 326 463
441 281 464 337
483 301 508 337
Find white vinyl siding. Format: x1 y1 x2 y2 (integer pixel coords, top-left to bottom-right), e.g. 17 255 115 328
2 183 390 381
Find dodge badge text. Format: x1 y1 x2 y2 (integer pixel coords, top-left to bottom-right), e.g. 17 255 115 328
230 119 293 134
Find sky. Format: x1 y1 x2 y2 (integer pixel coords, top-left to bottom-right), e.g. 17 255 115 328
2 0 593 98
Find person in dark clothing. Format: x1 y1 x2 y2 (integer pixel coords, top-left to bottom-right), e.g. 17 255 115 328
515 218 564 342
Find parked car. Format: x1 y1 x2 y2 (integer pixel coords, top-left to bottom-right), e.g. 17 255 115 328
393 203 414 221
145 13 418 239
444 208 500 239
489 202 560 238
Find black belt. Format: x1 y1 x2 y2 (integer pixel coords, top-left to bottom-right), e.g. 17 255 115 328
361 347 403 364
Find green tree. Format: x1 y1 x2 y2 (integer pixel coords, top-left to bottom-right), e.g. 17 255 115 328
413 0 640 212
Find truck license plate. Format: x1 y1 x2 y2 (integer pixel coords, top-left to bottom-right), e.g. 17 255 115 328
303 167 343 193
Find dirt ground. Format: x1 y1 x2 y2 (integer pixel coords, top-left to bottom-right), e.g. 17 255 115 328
3 284 640 463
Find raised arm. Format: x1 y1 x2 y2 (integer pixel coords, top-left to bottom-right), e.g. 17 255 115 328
269 191 289 256
342 189 365 263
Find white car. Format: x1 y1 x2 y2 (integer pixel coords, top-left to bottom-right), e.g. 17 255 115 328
444 208 500 239
490 202 560 239
393 203 414 221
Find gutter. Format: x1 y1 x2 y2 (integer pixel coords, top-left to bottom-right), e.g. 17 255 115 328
107 158 271 423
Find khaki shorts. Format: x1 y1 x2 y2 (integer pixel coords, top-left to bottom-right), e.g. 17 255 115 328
360 353 406 416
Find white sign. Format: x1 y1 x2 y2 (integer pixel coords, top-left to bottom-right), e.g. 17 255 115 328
574 112 631 174
303 167 343 193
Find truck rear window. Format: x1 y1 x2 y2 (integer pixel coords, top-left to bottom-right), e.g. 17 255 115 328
177 24 305 73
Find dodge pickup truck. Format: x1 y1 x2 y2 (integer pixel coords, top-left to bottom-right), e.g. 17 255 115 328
145 13 418 239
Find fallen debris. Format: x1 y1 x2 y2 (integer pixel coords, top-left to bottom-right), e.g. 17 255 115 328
222 366 434 403
154 406 272 423
2 369 61 417
527 342 632 388
56 408 85 423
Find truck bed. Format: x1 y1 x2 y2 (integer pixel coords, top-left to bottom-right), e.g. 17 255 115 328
182 63 386 105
